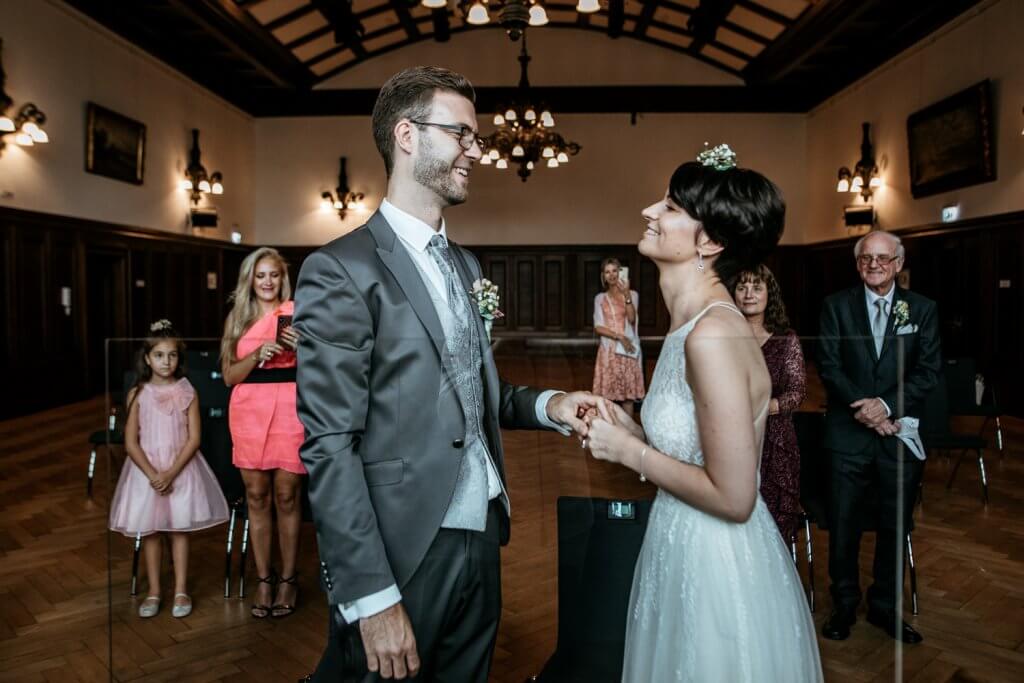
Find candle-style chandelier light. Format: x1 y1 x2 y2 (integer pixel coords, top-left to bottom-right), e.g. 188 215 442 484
479 35 580 181
420 0 600 41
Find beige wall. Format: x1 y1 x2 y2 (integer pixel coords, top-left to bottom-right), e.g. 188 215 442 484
805 0 1024 242
253 112 808 246
0 0 254 242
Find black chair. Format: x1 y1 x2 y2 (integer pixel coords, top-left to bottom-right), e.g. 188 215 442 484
87 370 136 497
530 497 652 683
185 349 249 597
920 368 989 504
943 357 1003 457
793 411 920 615
794 412 827 612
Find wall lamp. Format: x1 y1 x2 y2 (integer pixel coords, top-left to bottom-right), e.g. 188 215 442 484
836 122 883 201
0 39 49 157
320 156 366 220
179 128 223 204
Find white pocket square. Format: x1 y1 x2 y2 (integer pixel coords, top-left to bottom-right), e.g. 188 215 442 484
895 324 918 335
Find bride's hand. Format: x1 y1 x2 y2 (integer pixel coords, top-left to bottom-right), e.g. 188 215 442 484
600 399 645 441
586 400 640 465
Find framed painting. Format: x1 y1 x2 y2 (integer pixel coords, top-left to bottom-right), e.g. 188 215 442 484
907 80 995 198
86 103 146 185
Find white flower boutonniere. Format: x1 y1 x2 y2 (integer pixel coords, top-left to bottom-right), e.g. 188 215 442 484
471 278 504 340
892 300 910 328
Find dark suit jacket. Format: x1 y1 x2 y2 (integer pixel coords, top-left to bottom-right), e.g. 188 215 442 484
293 211 546 607
817 285 941 455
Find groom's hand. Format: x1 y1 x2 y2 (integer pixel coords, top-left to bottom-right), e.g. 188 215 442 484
546 391 601 436
359 602 420 679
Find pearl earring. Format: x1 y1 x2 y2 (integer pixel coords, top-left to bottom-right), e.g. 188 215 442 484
697 251 705 272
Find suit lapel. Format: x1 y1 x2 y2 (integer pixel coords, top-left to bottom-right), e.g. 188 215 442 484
849 287 879 363
367 212 446 362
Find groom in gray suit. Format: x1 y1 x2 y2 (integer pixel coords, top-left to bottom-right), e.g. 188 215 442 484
294 67 597 682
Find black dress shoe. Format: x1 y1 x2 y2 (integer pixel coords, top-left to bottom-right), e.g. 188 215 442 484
822 608 856 640
866 608 923 644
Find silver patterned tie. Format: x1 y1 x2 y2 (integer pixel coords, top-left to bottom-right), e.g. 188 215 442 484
872 298 888 355
427 234 490 531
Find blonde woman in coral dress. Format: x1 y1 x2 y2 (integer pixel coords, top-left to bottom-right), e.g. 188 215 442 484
221 247 305 619
593 258 646 415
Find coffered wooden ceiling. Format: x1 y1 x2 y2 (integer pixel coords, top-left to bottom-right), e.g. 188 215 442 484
63 0 983 115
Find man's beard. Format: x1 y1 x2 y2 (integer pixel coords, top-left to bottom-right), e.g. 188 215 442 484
413 138 467 207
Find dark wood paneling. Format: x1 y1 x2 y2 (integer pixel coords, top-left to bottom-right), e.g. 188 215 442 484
515 257 537 330
0 207 250 420
2 206 1021 417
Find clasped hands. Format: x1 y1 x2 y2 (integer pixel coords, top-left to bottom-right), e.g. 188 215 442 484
850 397 900 436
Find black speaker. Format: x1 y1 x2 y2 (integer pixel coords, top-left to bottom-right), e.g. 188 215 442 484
535 496 652 682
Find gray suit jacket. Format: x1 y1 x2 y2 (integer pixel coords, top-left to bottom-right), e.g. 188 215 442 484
294 211 546 607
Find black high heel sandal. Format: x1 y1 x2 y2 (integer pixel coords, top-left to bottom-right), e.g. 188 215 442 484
272 573 299 618
251 571 277 619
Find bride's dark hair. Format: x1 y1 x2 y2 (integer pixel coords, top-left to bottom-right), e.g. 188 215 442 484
668 161 785 286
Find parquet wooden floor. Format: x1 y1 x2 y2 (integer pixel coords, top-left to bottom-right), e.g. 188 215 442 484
1 343 1022 682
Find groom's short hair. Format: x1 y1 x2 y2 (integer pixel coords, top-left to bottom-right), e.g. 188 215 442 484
372 66 476 177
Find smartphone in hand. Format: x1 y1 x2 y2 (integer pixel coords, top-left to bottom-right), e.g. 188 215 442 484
275 314 293 345
619 266 630 285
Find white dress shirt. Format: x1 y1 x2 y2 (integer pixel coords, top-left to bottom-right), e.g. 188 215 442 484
339 200 569 623
864 283 895 417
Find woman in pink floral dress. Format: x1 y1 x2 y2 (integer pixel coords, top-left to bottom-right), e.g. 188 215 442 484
593 258 646 414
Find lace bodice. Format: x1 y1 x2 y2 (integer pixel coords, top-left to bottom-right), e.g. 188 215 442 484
640 302 768 470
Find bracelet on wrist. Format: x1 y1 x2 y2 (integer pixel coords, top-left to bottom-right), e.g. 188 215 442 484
638 446 648 482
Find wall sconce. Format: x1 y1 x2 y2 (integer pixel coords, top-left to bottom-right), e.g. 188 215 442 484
836 122 883 201
0 39 50 157
179 129 223 204
320 156 366 220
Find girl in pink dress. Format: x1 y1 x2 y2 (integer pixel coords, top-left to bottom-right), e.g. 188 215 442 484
109 320 229 619
221 247 305 618
593 258 646 414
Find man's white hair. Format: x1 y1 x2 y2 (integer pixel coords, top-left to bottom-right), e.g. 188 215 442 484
854 230 905 260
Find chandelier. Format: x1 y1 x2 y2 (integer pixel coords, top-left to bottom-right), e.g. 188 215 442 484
479 36 580 181
420 0 601 41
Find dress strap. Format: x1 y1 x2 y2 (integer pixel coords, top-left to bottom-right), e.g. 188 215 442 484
691 300 745 324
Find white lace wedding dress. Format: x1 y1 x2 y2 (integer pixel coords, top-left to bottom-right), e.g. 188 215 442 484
622 302 823 682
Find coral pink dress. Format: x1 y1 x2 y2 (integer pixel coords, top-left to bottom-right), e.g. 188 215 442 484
229 301 306 474
109 378 229 537
592 291 646 402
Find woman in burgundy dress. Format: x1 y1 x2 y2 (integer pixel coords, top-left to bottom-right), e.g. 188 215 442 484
734 264 806 542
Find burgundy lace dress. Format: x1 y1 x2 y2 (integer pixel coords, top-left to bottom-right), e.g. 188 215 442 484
760 330 807 542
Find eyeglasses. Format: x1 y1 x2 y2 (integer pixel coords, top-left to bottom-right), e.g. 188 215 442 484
857 254 900 266
408 120 485 151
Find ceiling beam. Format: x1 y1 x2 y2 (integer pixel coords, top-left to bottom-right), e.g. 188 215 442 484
735 0 792 28
743 0 879 84
608 0 625 38
633 0 657 36
432 7 451 42
265 5 318 32
391 0 421 40
311 0 367 57
166 0 314 88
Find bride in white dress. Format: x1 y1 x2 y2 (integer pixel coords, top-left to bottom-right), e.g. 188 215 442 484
585 149 823 682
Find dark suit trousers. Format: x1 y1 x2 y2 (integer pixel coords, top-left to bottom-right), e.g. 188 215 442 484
828 439 923 613
313 503 502 683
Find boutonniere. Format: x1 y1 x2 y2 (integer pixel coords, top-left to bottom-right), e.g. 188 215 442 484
892 300 910 328
471 278 504 340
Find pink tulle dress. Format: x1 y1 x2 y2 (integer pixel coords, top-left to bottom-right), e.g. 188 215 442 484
108 378 229 537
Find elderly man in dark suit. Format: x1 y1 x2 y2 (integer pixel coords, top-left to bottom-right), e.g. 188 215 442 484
818 230 941 644
294 67 597 682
